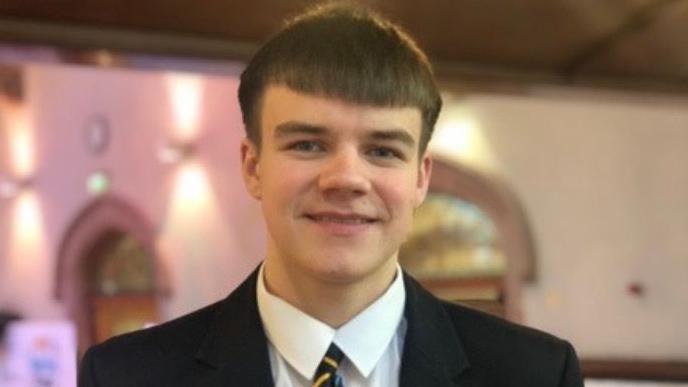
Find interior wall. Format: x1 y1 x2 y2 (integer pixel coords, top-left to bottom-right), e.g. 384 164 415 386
0 62 266 321
430 87 688 360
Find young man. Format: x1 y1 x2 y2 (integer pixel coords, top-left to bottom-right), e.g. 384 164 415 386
80 4 583 387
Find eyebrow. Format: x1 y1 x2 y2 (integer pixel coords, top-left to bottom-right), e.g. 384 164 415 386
274 122 326 138
368 129 416 149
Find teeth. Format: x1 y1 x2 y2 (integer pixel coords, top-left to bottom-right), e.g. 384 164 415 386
312 216 369 224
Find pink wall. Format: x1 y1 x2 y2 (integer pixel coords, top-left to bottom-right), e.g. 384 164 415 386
0 62 266 320
431 89 688 360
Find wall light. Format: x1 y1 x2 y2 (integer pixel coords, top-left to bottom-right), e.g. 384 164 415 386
7 108 35 178
166 73 204 142
430 102 497 171
157 142 195 164
9 190 48 288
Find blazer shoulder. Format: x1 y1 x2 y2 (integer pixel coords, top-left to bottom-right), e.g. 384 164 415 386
94 299 221 356
439 301 583 386
441 301 565 345
79 300 223 386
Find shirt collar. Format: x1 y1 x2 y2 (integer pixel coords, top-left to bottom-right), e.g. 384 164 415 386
256 263 406 380
333 265 406 377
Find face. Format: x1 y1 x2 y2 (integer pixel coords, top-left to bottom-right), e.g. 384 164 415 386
241 85 431 288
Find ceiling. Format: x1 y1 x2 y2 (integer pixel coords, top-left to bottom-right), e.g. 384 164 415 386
1 0 688 93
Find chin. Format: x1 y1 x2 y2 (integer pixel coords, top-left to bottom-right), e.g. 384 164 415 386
306 252 395 285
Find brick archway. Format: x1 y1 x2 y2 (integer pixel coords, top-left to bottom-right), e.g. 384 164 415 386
55 195 170 354
427 158 536 322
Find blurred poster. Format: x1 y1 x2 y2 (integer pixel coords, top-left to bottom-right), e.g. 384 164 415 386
3 320 76 387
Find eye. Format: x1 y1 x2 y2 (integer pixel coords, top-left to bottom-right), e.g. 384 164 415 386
368 147 403 160
289 140 324 153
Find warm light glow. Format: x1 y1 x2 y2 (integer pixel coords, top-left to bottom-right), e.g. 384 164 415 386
9 192 47 285
442 118 477 155
7 191 49 316
430 109 496 170
94 50 115 67
173 162 212 208
166 73 204 141
13 192 43 248
160 161 240 305
7 109 35 177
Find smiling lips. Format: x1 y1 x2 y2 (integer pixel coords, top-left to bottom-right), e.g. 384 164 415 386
305 212 378 236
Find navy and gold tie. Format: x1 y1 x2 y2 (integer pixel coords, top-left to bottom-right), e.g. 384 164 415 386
312 343 345 387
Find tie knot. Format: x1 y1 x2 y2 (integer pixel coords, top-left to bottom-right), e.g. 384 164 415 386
313 343 345 387
323 343 344 369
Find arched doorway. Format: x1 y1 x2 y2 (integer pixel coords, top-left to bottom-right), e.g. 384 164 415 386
84 230 158 343
55 196 170 355
400 158 536 321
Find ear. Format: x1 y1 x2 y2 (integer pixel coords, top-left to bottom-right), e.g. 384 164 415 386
415 153 432 207
241 138 262 200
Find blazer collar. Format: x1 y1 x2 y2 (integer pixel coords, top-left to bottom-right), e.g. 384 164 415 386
191 267 474 387
195 267 274 387
400 272 474 387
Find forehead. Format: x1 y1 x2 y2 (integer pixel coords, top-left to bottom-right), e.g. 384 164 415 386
260 85 422 140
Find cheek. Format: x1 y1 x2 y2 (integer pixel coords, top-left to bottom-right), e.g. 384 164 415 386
378 174 419 216
261 168 309 210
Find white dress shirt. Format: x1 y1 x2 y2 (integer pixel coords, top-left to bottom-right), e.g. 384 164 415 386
256 264 407 387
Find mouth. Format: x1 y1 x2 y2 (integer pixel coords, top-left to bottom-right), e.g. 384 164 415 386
305 213 377 224
304 212 377 237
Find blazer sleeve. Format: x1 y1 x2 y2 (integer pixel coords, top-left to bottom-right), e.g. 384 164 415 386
559 341 584 387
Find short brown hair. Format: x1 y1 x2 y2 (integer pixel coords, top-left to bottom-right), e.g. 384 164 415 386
238 2 442 155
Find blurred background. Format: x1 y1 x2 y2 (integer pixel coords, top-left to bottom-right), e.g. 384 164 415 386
0 1 687 385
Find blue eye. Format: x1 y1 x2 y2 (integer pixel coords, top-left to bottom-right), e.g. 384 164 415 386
291 141 323 152
369 147 399 159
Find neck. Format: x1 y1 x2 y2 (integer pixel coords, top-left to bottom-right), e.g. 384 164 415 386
262 257 397 328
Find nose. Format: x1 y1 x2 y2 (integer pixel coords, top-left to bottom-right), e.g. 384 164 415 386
317 148 371 198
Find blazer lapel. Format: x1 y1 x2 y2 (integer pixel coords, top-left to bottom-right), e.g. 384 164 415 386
400 273 475 387
188 267 476 386
194 268 274 387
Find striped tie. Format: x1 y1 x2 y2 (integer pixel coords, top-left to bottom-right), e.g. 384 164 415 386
312 343 345 387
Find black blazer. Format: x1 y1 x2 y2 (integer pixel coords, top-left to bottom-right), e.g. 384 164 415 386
79 268 583 386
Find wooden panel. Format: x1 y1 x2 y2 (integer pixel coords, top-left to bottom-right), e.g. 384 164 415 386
419 277 504 317
581 0 688 79
0 64 22 102
0 0 304 39
582 359 688 382
1 0 687 92
0 0 644 66
91 295 158 344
